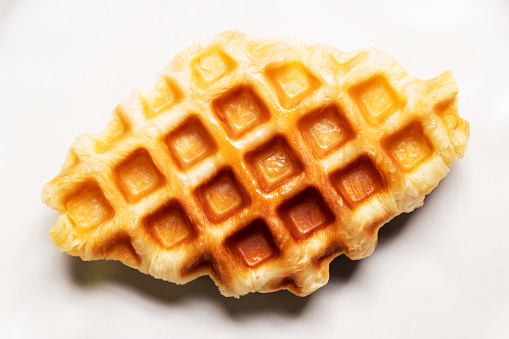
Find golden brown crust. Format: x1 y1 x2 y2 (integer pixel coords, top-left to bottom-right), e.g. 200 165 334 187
42 31 469 297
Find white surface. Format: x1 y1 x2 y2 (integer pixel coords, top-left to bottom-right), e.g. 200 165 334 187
1 0 508 338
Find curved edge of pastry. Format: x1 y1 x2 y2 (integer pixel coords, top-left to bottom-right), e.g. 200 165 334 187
42 30 469 297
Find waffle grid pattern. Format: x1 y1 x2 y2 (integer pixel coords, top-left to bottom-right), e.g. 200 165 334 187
43 31 469 297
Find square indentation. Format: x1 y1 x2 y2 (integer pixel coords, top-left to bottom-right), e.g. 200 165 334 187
331 156 385 208
436 99 460 136
246 136 303 192
213 86 269 139
115 149 164 203
93 231 141 266
266 62 321 109
277 187 334 240
192 48 236 87
196 168 250 223
227 219 279 267
385 123 433 171
299 105 355 158
144 78 182 119
166 116 218 170
144 200 194 248
351 76 403 124
66 182 113 230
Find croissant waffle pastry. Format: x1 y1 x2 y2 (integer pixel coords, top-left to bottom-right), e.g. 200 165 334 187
42 31 469 297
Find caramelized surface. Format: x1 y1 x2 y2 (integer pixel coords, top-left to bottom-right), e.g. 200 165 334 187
351 76 403 124
43 31 469 297
246 136 302 192
266 62 321 109
332 157 384 207
66 183 113 230
144 201 194 248
197 168 249 222
115 149 164 202
228 219 278 267
300 105 354 158
213 86 269 139
386 123 433 171
93 231 141 266
278 187 334 240
166 117 217 169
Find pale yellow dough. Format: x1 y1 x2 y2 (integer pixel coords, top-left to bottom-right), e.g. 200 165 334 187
42 31 469 297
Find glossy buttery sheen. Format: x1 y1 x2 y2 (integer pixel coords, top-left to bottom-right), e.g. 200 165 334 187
42 31 469 297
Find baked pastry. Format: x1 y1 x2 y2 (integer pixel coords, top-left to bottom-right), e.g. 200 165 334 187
42 31 469 297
